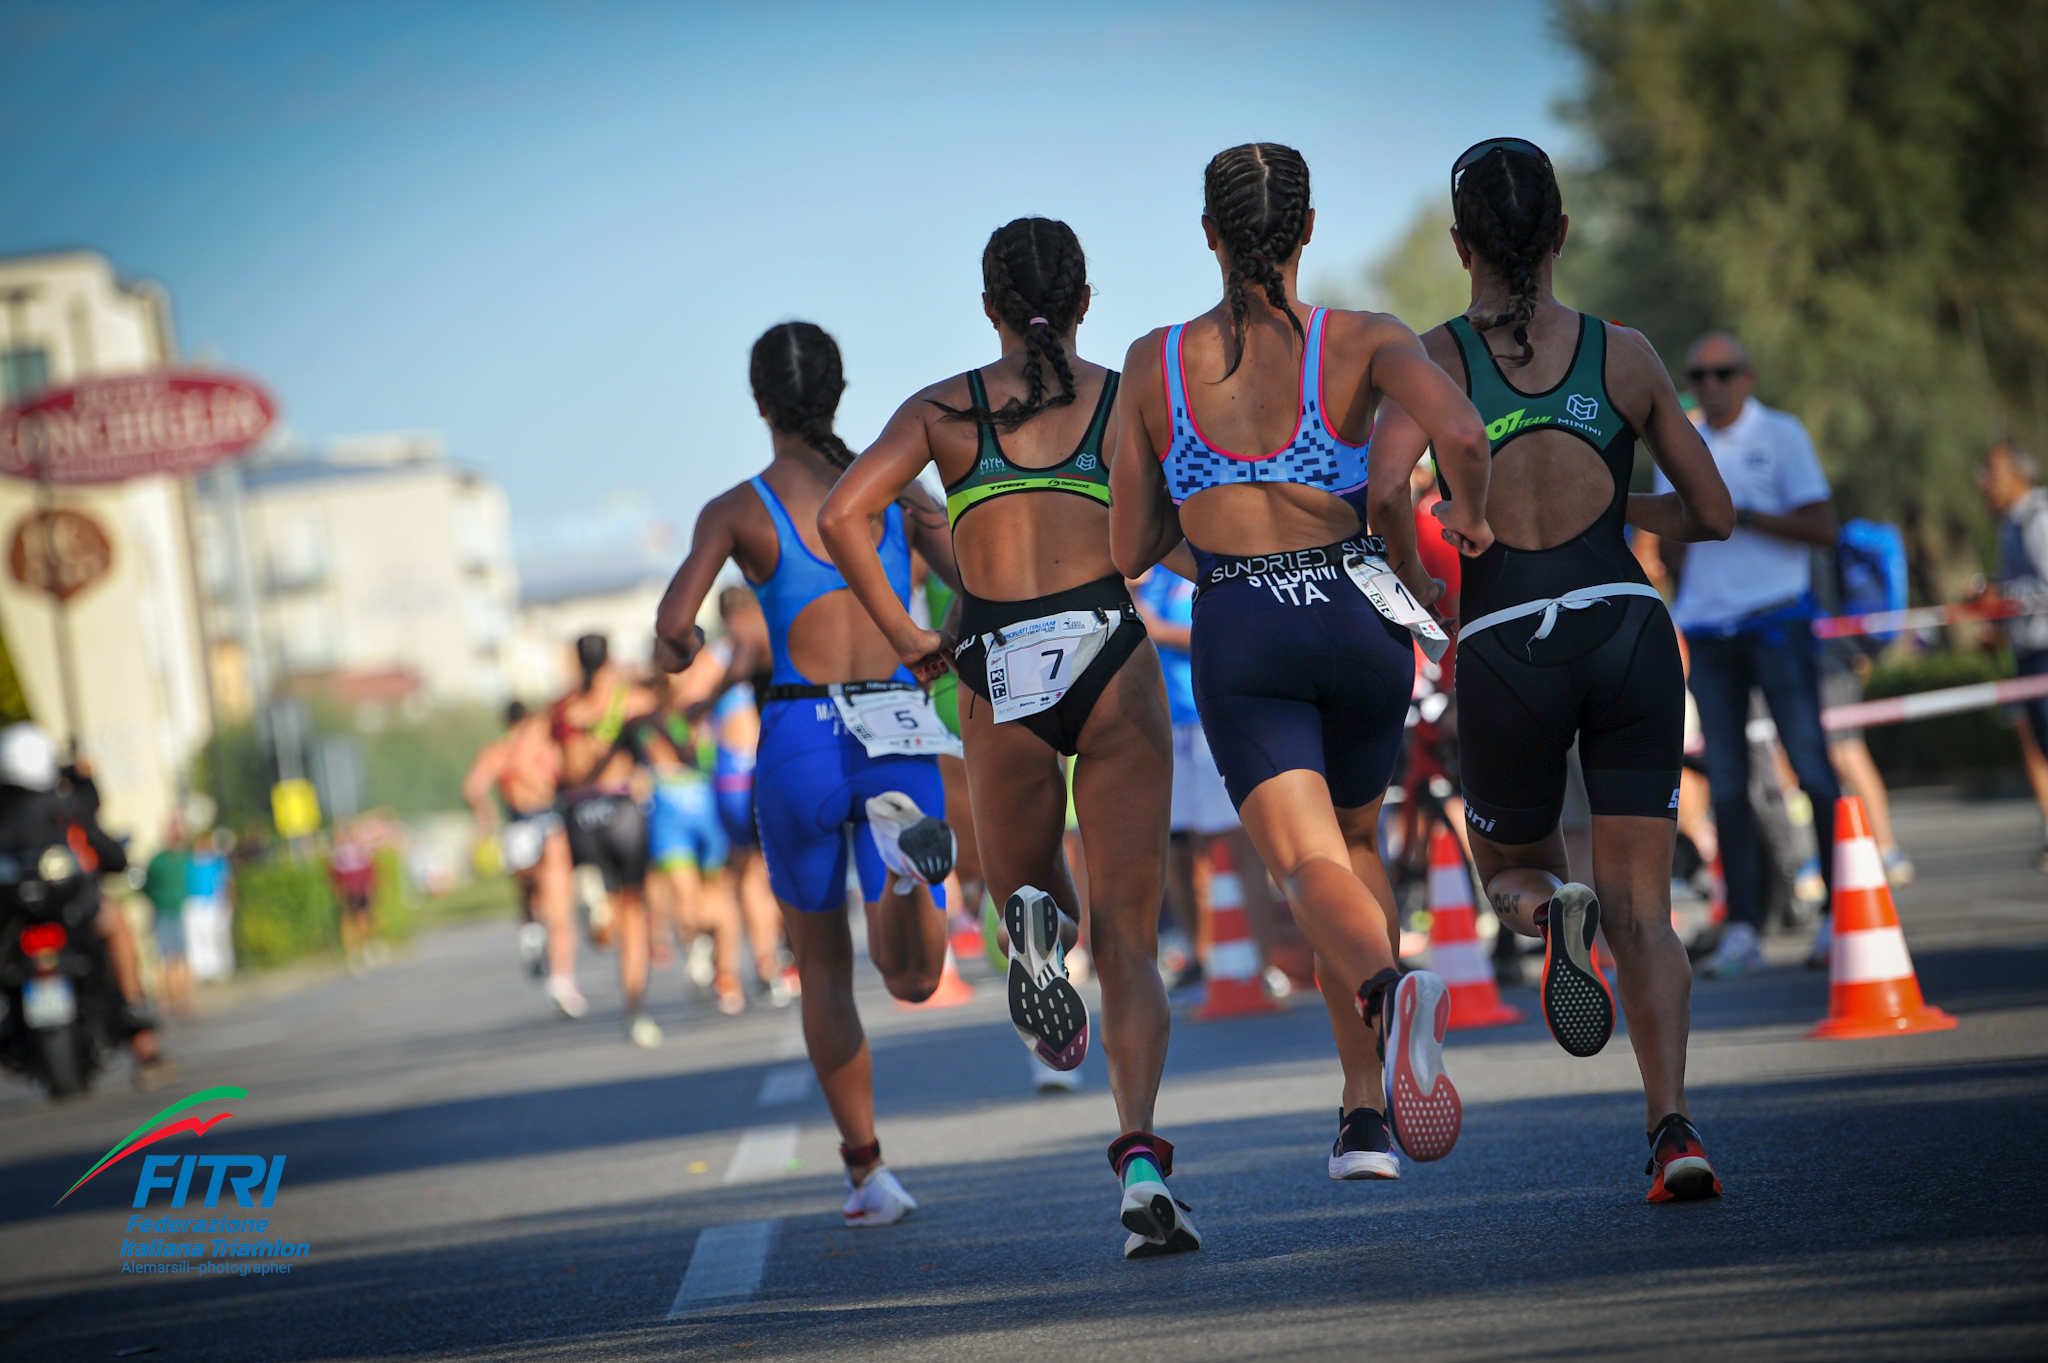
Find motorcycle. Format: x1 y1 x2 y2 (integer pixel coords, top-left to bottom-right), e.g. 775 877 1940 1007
0 841 125 1098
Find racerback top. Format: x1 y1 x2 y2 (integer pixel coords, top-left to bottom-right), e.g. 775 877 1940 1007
944 370 1119 526
746 474 914 690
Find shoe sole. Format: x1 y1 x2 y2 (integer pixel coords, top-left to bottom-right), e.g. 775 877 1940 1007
1542 885 1615 1058
1005 889 1089 1071
1384 972 1461 1162
1649 1155 1723 1203
1121 1183 1201 1258
867 793 956 886
1328 1150 1401 1181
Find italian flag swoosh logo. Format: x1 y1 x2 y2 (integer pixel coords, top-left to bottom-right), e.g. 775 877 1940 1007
56 1086 248 1205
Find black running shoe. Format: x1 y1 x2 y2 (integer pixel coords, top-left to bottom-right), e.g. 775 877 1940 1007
865 793 955 888
1541 883 1615 1057
1004 886 1089 1071
1328 1106 1401 1181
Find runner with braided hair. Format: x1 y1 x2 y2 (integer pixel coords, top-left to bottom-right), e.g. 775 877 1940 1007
655 321 960 1229
823 216 1190 1259
1116 142 1494 1184
1388 138 1734 1202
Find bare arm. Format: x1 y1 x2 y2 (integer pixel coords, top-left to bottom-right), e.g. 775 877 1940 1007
1615 327 1735 544
653 494 743 674
1366 326 1492 557
819 398 949 681
1109 331 1184 577
1738 499 1836 547
461 740 505 830
899 479 961 594
1364 399 1448 610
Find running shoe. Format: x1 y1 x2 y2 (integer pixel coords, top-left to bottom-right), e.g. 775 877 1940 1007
1804 915 1833 971
1328 1106 1401 1181
865 792 956 890
545 974 590 1019
626 1013 664 1049
1881 846 1915 887
1031 1054 1081 1092
1378 971 1462 1163
1004 886 1089 1071
1700 923 1764 980
1541 884 1615 1057
686 936 716 992
1645 1112 1723 1203
842 1166 918 1227
1115 1144 1200 1259
517 921 547 978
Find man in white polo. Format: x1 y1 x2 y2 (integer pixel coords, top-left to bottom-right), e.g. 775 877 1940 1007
1656 332 1841 978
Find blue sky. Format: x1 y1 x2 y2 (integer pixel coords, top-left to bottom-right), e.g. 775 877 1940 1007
1 1 1576 535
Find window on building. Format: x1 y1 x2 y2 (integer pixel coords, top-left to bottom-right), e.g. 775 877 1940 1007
1 348 49 404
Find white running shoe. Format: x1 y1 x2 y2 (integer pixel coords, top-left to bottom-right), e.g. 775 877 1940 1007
517 922 547 978
1119 1157 1201 1259
686 936 717 992
842 1166 917 1227
1004 887 1089 1071
545 975 589 1019
1380 971 1461 1163
865 792 956 891
627 1013 663 1048
1031 1053 1081 1092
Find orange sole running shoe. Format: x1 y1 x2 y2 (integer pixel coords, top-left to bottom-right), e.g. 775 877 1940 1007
1383 972 1462 1162
1645 1113 1723 1203
1541 884 1616 1058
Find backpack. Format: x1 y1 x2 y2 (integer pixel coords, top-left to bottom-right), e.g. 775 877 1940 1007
1835 519 1907 642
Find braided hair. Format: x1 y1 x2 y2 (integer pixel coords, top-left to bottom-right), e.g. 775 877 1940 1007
1451 147 1562 368
749 322 855 469
932 217 1089 430
1202 143 1312 381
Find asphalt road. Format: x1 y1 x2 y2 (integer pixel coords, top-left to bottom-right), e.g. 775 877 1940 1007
3 793 2046 1362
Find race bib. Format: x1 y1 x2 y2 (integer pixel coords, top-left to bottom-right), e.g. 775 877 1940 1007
831 683 962 758
981 610 1119 725
1343 548 1452 662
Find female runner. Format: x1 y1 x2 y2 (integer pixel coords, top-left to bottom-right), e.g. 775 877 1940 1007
654 322 958 1227
1388 139 1732 1201
821 218 1189 1259
1112 144 1493 1179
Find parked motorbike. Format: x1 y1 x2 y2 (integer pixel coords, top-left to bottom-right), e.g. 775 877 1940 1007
0 841 125 1098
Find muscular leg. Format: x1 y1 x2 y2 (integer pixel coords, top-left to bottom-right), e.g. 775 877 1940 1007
863 877 946 1003
939 754 987 915
1591 814 1691 1127
1315 798 1394 1111
536 831 577 979
782 903 881 1179
616 887 649 1013
1471 826 1571 939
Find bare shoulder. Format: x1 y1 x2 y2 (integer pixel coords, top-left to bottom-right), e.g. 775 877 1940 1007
1321 306 1435 364
1121 327 1171 390
1600 320 1675 413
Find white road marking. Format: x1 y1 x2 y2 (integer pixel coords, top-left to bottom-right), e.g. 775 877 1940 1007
668 1219 779 1317
723 1125 800 1184
757 1064 811 1106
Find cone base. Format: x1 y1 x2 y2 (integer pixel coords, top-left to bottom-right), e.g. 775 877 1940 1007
1192 981 1282 1020
896 970 975 1011
1808 1006 1956 1040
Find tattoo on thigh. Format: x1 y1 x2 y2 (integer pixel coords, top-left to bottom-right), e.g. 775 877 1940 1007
1491 892 1520 917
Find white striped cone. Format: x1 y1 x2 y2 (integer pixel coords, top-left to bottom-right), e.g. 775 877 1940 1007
1809 796 1954 1040
1195 838 1279 1019
1424 830 1521 1029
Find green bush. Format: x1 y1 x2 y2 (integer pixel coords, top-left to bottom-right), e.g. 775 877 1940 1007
232 858 340 969
1862 649 2022 788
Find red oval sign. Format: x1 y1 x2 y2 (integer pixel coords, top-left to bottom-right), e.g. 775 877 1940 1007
0 371 277 485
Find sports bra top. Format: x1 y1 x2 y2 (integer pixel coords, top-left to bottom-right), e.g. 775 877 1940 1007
548 681 628 747
747 474 915 690
1159 307 1371 508
944 370 1119 526
1444 311 1653 632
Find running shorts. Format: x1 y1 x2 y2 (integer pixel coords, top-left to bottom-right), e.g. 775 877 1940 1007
1190 539 1414 809
501 806 562 874
1456 593 1683 845
561 792 650 892
1170 722 1238 835
649 776 729 874
952 574 1148 756
754 697 948 914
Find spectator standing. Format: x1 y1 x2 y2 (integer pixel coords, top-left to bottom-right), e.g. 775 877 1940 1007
1657 332 1841 977
142 822 194 1017
1978 443 2048 873
330 823 380 974
184 829 237 981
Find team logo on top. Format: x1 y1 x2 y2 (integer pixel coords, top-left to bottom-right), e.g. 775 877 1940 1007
1566 394 1600 422
1075 453 1098 472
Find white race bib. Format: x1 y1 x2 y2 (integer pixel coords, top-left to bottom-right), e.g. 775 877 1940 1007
1343 548 1452 662
831 683 962 758
982 610 1119 725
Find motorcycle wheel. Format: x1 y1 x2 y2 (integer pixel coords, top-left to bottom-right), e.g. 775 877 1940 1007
36 1025 85 1099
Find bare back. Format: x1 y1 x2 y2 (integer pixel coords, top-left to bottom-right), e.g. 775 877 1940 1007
732 461 905 684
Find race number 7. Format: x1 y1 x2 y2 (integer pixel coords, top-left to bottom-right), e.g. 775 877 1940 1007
1041 647 1065 680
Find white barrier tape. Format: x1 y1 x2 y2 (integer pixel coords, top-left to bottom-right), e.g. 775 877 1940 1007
1814 593 2048 640
1209 871 1244 910
1428 864 1472 910
1427 940 1491 986
1823 671 2048 733
1831 926 1915 984
1208 938 1261 981
1833 837 1887 893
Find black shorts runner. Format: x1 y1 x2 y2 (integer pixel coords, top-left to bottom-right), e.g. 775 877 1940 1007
952 574 1147 756
559 790 649 891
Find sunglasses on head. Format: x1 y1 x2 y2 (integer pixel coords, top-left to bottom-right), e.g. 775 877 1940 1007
1687 365 1747 384
1452 137 1552 194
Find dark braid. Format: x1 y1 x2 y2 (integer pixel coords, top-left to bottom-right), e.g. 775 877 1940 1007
1202 143 1311 381
931 217 1089 430
749 322 855 470
1451 147 1562 367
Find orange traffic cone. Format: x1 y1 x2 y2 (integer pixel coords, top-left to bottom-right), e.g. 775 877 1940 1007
1194 839 1281 1020
1808 796 1955 1040
897 943 975 1011
1425 829 1523 1029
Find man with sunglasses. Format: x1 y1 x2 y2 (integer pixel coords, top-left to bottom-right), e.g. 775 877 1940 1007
1654 332 1840 979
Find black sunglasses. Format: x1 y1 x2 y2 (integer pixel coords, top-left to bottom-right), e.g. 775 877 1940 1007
1687 365 1748 384
1452 137 1552 193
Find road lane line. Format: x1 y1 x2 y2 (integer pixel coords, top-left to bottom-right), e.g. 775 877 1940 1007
668 1219 779 1317
723 1125 800 1184
757 1064 811 1106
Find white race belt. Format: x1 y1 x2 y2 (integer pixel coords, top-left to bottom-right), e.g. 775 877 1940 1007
830 682 961 758
1340 547 1452 662
980 609 1122 725
1459 582 1667 647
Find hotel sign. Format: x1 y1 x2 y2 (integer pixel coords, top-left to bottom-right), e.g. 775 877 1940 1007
0 372 276 485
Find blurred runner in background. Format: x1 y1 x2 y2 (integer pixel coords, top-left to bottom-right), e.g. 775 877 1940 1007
621 696 741 1015
141 819 193 1018
329 821 379 975
711 587 797 1005
464 700 581 1013
1979 443 2048 873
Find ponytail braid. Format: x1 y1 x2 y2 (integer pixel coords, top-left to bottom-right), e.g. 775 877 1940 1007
1451 146 1562 367
1202 143 1311 381
932 217 1090 430
749 322 855 470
